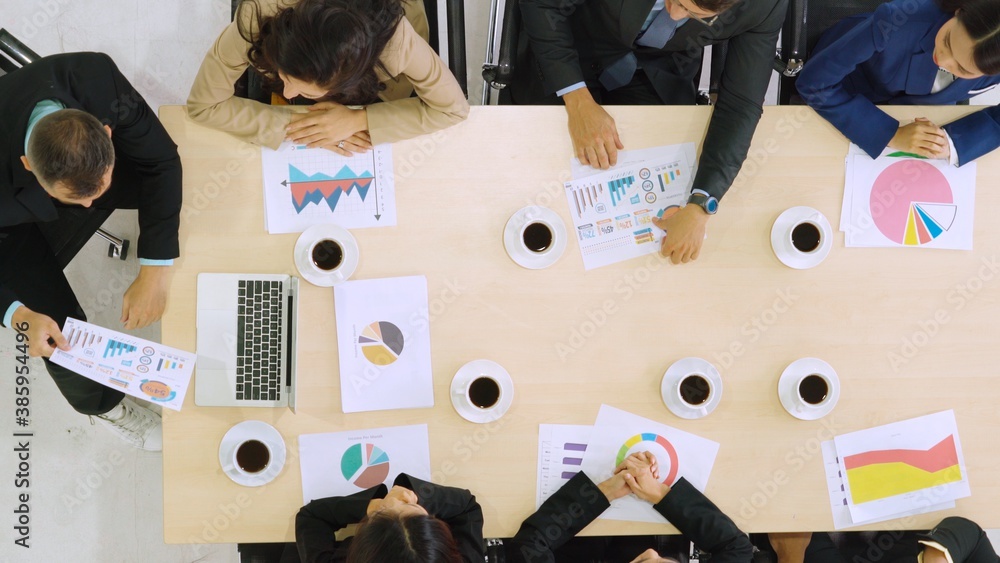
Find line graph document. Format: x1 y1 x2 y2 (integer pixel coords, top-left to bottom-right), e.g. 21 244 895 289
261 142 396 233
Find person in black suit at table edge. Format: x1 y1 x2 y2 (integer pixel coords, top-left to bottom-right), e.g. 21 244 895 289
0 52 182 451
507 452 753 562
295 473 485 562
516 0 787 265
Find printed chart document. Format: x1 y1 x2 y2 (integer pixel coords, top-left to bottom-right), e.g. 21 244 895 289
334 276 434 413
841 145 975 249
564 144 696 270
833 410 970 524
536 424 593 508
50 318 195 411
580 405 719 523
261 142 396 233
822 440 954 530
299 424 431 504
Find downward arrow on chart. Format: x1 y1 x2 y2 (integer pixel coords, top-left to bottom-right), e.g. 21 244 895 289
374 185 381 220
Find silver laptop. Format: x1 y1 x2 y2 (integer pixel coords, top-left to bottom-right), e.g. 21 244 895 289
195 273 299 411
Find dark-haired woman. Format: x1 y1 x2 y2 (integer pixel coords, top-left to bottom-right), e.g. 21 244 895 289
187 0 469 156
295 473 484 563
797 0 1000 163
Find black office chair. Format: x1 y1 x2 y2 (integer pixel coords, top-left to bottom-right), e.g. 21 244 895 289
481 0 725 106
232 0 468 104
0 28 130 263
771 0 887 104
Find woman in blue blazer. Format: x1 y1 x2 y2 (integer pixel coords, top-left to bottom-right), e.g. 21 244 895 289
797 0 1000 164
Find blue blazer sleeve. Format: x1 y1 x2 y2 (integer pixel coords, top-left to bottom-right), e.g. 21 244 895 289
943 107 1000 165
796 4 904 158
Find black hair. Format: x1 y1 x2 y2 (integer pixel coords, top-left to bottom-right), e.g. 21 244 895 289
238 0 404 104
938 0 1000 74
346 512 462 563
26 109 114 198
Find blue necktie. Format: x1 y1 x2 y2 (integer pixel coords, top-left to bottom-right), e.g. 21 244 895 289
599 10 684 91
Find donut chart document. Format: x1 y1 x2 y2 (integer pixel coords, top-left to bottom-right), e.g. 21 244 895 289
841 146 975 249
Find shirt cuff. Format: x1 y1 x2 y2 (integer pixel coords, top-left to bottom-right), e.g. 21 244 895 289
138 259 175 267
557 82 587 97
918 540 953 563
691 189 710 197
4 301 24 329
943 131 959 166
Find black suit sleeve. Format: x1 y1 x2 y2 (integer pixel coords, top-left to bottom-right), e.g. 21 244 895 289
393 474 486 563
96 53 182 260
919 517 999 563
694 0 787 201
518 0 588 94
507 472 610 563
652 478 754 563
295 484 388 563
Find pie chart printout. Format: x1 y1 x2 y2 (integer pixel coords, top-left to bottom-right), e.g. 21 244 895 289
869 160 957 246
359 321 404 366
615 433 680 485
341 443 391 489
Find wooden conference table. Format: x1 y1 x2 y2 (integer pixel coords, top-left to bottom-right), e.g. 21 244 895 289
159 105 1000 544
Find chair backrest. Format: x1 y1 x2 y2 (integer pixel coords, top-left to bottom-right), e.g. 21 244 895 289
0 28 41 74
481 0 521 104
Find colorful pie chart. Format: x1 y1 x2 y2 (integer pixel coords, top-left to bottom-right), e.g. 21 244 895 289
359 321 404 366
341 443 391 489
616 433 679 485
870 160 956 246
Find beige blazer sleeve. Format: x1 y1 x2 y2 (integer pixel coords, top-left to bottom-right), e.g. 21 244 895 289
186 0 468 149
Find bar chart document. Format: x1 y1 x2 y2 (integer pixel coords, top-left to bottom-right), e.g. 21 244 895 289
51 318 195 411
564 144 695 270
536 424 593 507
261 142 396 233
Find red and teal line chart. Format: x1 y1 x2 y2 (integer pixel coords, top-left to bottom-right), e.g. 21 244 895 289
261 142 397 233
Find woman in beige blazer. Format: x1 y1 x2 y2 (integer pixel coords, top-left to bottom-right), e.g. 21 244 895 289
187 0 469 156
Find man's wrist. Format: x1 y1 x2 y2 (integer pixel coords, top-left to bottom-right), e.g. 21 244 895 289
562 87 596 111
6 303 26 328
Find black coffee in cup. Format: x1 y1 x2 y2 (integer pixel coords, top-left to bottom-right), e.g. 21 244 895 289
312 239 344 271
468 376 501 409
799 374 829 405
679 374 711 406
791 222 821 253
522 222 553 253
236 439 270 473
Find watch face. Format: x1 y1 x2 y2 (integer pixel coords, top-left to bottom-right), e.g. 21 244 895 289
706 198 718 213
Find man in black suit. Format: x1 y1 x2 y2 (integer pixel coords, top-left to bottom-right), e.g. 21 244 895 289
0 52 182 451
516 0 787 264
507 452 753 562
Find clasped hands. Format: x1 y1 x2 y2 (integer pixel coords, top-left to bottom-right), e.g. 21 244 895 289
598 451 672 505
889 118 951 160
366 485 419 515
286 101 373 156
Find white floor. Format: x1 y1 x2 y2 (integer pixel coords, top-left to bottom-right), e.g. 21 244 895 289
2 1 999 562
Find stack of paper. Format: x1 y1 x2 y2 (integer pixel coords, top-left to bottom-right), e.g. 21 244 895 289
536 405 719 523
822 410 969 529
841 145 975 249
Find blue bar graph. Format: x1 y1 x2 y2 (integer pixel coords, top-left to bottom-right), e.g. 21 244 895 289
104 340 137 358
608 176 635 207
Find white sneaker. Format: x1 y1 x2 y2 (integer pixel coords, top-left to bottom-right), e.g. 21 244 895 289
94 397 162 451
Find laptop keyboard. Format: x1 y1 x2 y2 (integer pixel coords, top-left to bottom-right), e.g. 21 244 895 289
236 280 283 401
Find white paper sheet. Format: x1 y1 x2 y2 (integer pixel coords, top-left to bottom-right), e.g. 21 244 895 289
581 405 719 523
536 424 593 508
833 410 970 523
822 440 954 530
299 424 431 504
50 318 195 411
333 276 434 413
571 144 699 181
841 145 975 249
564 144 696 270
261 142 396 233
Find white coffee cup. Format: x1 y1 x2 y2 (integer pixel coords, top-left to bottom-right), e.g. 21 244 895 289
789 220 823 255
675 373 713 409
233 439 271 475
791 372 834 412
520 219 557 255
455 375 503 410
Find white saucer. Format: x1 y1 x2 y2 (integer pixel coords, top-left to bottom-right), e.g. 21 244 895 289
450 359 514 423
661 357 723 419
770 206 833 270
218 420 287 487
778 357 840 421
294 224 359 286
503 206 568 269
